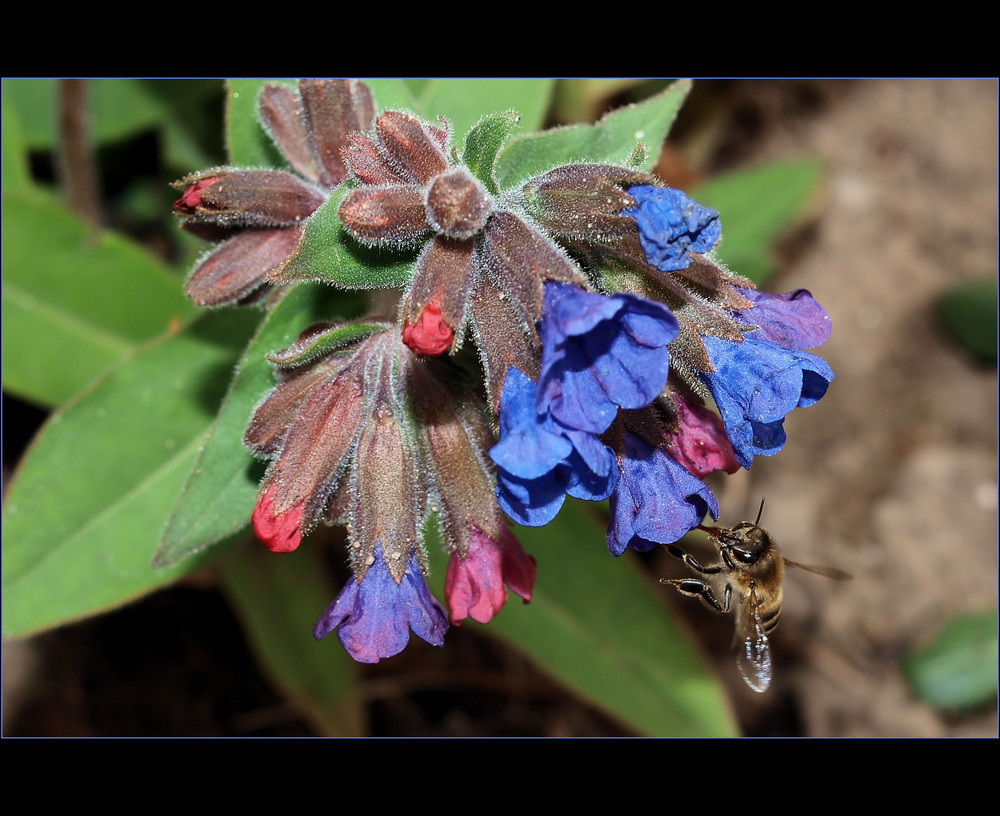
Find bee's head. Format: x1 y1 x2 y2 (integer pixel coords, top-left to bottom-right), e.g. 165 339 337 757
717 522 773 569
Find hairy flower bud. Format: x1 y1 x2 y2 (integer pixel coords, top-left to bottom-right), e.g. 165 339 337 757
402 301 454 356
425 168 493 239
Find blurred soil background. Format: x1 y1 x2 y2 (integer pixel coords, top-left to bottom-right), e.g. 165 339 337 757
3 78 997 737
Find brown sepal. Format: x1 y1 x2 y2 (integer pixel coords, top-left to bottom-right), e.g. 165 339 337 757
425 167 493 239
404 237 476 343
259 84 323 185
342 132 410 186
405 357 500 555
523 163 649 242
175 169 325 230
351 346 422 582
376 111 449 185
470 282 540 410
244 351 352 456
300 78 375 188
480 210 585 329
184 227 303 307
339 184 429 244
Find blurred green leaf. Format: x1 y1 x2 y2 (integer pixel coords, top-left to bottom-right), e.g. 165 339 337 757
551 78 660 125
2 187 197 407
220 542 364 736
3 78 56 148
273 184 417 289
2 84 32 191
495 79 691 190
227 79 289 168
413 79 554 146
902 610 998 712
156 284 362 568
427 502 736 737
5 78 173 149
402 78 431 98
692 158 823 285
362 78 418 113
1 309 260 638
937 277 998 363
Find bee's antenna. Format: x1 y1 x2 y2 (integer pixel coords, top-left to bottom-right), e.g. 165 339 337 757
754 497 766 527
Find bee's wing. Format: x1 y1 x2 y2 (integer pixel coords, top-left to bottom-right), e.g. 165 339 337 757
737 592 772 693
783 558 853 581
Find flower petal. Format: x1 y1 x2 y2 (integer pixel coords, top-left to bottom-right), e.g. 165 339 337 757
445 525 536 625
538 283 678 435
664 392 741 478
623 185 722 272
608 431 719 556
315 544 448 664
702 335 834 469
735 288 832 350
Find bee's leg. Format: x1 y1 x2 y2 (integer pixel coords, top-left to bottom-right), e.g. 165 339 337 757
661 578 732 614
662 543 724 575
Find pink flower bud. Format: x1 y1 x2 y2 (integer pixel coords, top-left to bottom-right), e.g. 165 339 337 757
401 300 454 356
252 482 304 553
174 177 219 213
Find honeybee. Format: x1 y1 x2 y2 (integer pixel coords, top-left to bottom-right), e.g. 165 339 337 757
661 498 851 693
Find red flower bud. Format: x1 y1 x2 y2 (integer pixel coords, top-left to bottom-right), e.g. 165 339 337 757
401 301 454 356
252 482 305 553
174 177 219 213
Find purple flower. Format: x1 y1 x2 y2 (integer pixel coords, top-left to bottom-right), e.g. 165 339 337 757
490 367 618 526
733 288 832 350
608 431 719 556
537 282 679 435
622 185 722 272
314 541 448 664
701 334 834 470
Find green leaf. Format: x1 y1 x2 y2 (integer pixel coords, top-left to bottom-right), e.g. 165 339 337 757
2 83 32 191
551 78 661 125
361 78 419 114
426 502 736 737
219 542 364 736
3 78 57 149
937 277 998 363
2 187 198 407
266 320 384 367
692 158 824 286
155 285 362 568
495 79 692 190
273 183 417 289
1 309 260 638
463 111 521 196
413 79 553 147
902 610 999 712
5 78 171 149
226 78 291 168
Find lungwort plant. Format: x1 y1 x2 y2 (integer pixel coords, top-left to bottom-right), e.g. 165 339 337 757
3 78 828 736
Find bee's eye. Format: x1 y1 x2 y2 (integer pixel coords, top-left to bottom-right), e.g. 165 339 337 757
732 547 757 565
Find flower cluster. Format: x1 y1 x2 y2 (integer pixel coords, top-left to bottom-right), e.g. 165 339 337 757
173 78 374 306
174 79 834 664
